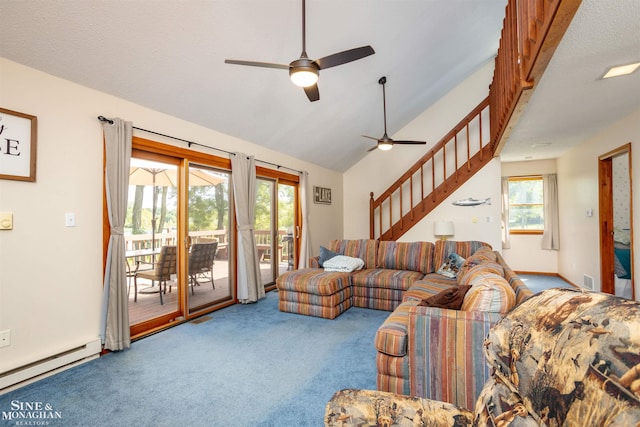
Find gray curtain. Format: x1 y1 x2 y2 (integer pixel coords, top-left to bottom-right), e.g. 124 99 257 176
100 118 132 350
231 153 264 303
298 171 312 268
501 176 511 249
541 173 560 250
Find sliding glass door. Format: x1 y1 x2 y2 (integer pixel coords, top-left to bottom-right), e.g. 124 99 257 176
254 177 298 288
126 155 181 328
187 163 233 314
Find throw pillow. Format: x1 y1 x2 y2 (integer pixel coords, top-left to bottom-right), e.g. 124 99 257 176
318 246 340 267
418 285 472 310
436 253 466 278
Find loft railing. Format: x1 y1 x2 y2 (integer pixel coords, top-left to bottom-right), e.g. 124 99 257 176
369 98 491 240
490 0 580 152
370 0 580 241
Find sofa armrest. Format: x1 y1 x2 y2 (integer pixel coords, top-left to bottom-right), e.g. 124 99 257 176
408 305 502 410
325 388 472 426
309 256 320 268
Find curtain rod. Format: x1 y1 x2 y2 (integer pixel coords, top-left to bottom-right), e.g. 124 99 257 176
97 116 302 174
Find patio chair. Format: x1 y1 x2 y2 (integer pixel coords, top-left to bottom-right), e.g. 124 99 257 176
188 242 218 293
134 245 177 305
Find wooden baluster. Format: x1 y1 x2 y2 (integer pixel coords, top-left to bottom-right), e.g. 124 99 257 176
369 192 375 239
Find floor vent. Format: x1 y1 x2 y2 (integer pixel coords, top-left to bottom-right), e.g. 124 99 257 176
584 274 594 290
190 315 213 324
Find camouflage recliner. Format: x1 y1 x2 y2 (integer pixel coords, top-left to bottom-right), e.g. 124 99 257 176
325 288 640 426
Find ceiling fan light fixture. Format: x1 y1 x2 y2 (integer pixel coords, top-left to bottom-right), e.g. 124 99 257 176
378 142 393 151
290 69 318 87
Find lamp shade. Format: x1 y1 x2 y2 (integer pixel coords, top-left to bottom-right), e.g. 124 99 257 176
434 221 454 239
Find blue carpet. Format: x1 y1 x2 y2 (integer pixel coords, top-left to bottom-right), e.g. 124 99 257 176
518 274 575 294
0 291 390 426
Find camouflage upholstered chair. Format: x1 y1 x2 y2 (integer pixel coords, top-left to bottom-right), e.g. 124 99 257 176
325 288 640 426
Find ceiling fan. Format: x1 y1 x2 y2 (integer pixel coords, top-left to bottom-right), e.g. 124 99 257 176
363 76 427 151
224 0 374 102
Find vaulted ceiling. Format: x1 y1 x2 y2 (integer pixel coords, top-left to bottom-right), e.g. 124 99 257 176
1 1 639 171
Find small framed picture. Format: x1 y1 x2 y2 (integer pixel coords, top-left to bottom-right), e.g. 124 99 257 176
314 186 332 204
0 107 38 182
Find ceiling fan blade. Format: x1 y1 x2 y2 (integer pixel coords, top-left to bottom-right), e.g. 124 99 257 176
393 140 427 145
314 46 375 70
367 146 379 152
361 135 379 141
304 84 320 102
224 59 289 70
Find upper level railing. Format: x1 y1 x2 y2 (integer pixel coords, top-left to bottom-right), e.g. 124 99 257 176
490 0 579 152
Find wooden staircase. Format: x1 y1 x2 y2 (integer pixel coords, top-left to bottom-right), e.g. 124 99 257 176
369 98 492 241
369 0 581 241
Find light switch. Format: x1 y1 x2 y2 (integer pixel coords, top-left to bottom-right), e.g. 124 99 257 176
65 213 76 227
0 212 12 230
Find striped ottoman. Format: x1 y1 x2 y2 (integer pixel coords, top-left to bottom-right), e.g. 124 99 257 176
276 268 352 319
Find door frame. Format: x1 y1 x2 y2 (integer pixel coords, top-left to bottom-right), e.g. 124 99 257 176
598 143 634 297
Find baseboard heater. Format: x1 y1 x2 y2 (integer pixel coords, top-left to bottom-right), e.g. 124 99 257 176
0 339 101 393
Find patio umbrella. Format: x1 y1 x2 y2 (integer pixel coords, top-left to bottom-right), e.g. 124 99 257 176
129 160 224 249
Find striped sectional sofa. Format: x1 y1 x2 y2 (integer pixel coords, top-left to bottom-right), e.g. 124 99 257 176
276 239 532 408
375 242 532 409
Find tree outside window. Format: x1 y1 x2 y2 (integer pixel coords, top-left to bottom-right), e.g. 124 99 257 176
508 176 544 233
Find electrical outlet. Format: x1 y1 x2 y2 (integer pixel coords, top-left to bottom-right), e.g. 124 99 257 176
0 330 10 348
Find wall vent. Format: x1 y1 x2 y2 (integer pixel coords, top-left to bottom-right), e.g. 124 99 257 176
583 274 594 290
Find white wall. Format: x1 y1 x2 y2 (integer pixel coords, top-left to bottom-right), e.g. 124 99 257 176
0 58 343 372
500 159 559 272
557 108 640 295
343 60 502 248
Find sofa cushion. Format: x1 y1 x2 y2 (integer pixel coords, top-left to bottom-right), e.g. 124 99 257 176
432 240 491 270
351 268 424 291
461 273 515 313
376 241 435 274
418 285 471 310
329 239 378 269
457 262 505 285
480 288 640 426
403 275 457 302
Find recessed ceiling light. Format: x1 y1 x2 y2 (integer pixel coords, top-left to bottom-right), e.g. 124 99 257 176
602 62 640 79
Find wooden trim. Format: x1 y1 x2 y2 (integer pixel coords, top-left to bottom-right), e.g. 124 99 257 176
509 230 544 235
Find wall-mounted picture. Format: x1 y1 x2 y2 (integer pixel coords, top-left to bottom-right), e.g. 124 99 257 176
0 107 38 182
314 186 332 204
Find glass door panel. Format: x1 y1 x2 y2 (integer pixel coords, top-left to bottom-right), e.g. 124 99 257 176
255 179 275 287
187 164 233 313
278 183 296 275
126 157 180 326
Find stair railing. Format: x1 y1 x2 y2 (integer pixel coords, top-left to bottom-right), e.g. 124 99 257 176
369 97 491 240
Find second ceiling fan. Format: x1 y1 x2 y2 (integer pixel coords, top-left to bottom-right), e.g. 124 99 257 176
363 76 427 151
225 0 374 102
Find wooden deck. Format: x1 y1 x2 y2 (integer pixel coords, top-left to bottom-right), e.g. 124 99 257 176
128 260 288 325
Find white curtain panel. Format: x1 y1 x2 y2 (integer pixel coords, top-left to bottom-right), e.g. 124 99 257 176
231 153 264 303
501 176 511 249
541 173 560 250
100 118 132 350
298 171 312 268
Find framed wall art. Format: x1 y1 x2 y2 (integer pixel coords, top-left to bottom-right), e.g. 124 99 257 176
0 107 38 182
314 186 332 204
